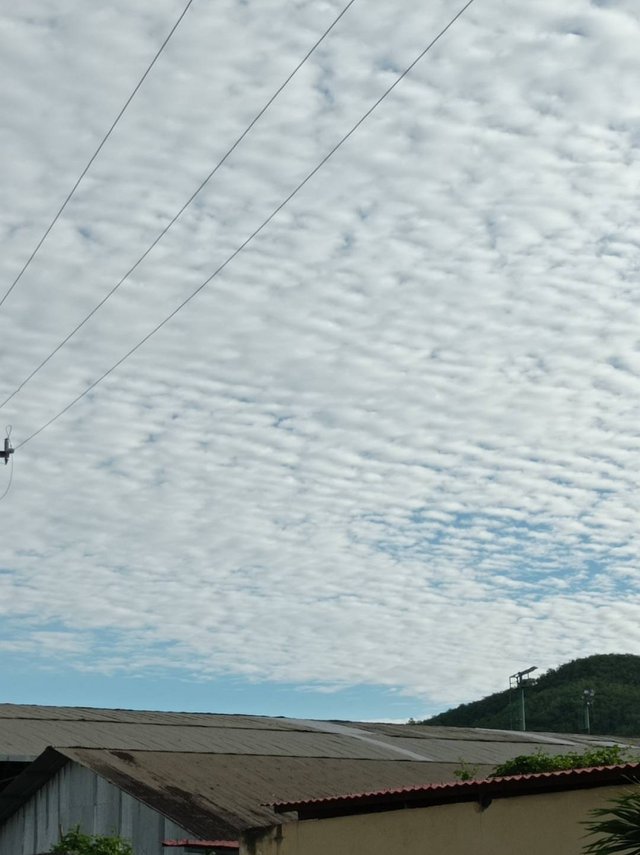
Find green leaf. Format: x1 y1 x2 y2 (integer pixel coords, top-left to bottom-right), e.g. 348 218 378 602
50 826 134 855
582 787 640 855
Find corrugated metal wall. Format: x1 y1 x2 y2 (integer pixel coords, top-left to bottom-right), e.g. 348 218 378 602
0 761 191 855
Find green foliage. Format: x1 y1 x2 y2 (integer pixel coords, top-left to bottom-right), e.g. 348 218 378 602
419 654 640 736
50 826 133 855
582 787 640 854
453 760 480 781
492 746 630 778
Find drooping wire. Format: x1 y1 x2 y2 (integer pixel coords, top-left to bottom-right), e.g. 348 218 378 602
0 0 198 310
0 457 14 504
0 0 360 412
16 0 477 452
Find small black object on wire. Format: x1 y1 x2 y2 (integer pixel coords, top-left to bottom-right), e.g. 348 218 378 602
0 425 14 465
0 428 14 504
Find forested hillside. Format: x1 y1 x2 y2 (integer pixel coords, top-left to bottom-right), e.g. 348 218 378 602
422 654 640 736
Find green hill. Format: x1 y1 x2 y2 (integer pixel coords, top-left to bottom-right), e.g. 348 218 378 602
421 654 640 736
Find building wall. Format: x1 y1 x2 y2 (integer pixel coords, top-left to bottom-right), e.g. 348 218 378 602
0 760 191 855
242 784 632 855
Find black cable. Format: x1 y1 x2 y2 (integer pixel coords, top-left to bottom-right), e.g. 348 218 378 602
0 457 14 504
0 0 197 309
16 0 476 452
0 0 359 412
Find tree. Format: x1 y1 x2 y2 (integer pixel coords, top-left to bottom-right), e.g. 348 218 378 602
420 654 640 735
50 827 133 855
583 788 640 854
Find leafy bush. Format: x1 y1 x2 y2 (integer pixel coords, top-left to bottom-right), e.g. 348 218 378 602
50 827 133 855
492 746 630 778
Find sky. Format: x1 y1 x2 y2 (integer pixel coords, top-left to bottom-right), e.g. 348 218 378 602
0 0 639 723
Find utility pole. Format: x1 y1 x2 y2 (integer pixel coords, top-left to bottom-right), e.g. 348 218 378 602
583 689 595 734
509 666 537 731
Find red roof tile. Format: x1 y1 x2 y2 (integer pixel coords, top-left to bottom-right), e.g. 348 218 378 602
162 841 239 850
272 763 640 815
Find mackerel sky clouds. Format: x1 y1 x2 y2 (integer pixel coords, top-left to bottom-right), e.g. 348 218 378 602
0 0 639 720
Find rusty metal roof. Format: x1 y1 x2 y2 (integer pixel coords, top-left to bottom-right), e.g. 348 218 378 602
0 747 489 837
0 718 444 761
2 704 636 764
271 762 640 819
67 747 480 836
1 705 639 838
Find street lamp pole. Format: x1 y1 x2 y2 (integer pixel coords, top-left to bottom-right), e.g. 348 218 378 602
509 666 537 731
583 689 595 734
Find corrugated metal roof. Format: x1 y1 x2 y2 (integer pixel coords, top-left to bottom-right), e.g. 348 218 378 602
56 748 489 837
271 762 640 818
2 705 639 839
0 719 441 761
0 706 638 842
7 747 638 838
2 704 636 765
354 723 636 747
342 735 588 765
0 704 297 728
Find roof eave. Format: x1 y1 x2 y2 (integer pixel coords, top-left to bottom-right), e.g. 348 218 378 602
0 748 69 824
275 763 640 820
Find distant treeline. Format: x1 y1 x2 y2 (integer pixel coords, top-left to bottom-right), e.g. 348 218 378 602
420 654 640 736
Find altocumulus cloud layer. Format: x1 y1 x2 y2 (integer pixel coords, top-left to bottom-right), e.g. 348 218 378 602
0 0 639 710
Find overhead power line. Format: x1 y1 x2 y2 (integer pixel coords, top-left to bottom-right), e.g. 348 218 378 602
0 456 14 505
0 0 360 413
16 0 476 452
0 0 197 310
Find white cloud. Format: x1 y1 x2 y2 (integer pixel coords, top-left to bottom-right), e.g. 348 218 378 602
0 0 639 712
